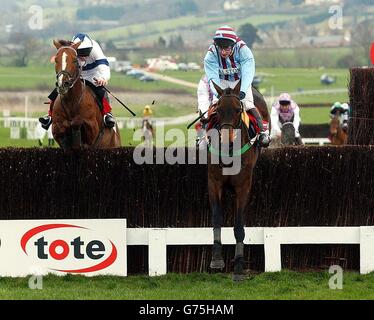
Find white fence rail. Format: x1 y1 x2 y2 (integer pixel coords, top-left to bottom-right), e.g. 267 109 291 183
302 138 331 146
127 227 374 276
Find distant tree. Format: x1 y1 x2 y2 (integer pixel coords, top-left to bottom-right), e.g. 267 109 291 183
76 6 125 21
106 40 117 51
169 35 184 49
351 20 374 66
237 23 262 49
172 0 198 16
157 36 167 49
7 33 39 67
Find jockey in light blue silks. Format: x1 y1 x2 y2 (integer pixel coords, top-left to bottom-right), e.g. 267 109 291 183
202 25 271 148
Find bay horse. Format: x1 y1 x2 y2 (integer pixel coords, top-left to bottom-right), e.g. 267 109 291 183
52 40 121 149
208 81 270 281
272 122 297 146
329 111 347 145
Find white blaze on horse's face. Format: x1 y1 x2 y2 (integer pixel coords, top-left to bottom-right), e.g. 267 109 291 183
58 52 68 87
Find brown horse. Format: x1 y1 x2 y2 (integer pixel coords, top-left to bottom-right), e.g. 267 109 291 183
208 81 270 281
329 111 347 145
52 40 121 149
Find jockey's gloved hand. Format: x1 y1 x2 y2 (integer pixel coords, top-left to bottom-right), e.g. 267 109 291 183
239 91 246 100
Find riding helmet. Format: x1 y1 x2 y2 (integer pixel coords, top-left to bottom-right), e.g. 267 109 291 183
278 93 292 105
72 33 93 57
213 25 238 48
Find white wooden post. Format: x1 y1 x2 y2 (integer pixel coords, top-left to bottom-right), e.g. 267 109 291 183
148 229 167 277
264 228 282 272
360 227 374 274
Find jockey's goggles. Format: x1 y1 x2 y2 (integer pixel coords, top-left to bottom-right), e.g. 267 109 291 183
218 46 233 52
77 47 93 57
279 100 291 106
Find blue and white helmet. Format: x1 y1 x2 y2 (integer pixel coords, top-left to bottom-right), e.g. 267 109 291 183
72 33 93 57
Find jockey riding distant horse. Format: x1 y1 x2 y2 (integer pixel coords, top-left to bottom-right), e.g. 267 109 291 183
270 93 303 146
52 40 121 149
141 118 154 147
141 105 154 147
329 111 347 145
207 80 270 281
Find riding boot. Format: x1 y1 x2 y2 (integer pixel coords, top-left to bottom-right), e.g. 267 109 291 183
102 97 116 128
39 100 54 130
247 108 271 148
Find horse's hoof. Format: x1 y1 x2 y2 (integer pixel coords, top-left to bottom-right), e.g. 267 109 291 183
232 273 247 282
210 259 225 269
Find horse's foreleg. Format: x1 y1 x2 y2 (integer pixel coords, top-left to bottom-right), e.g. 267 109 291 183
53 122 71 149
71 117 83 150
71 128 82 149
233 178 253 281
233 206 246 281
209 180 225 270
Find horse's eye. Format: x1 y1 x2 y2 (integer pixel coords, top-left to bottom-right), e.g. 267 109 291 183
235 108 241 113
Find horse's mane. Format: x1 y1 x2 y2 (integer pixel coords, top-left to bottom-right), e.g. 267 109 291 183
57 40 73 47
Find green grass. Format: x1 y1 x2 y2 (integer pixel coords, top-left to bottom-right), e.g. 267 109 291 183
1 271 374 300
257 67 349 96
0 65 345 147
0 102 330 148
0 66 54 91
0 65 349 104
300 107 330 124
160 67 349 104
0 66 192 94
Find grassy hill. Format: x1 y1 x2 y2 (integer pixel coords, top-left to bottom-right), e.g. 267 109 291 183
89 13 307 45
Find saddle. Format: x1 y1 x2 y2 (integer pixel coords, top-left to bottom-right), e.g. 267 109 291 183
85 84 105 111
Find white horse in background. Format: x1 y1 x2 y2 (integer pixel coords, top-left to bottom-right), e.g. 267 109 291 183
141 118 154 148
35 122 55 146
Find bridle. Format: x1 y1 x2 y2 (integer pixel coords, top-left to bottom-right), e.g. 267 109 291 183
55 46 81 95
208 93 254 157
216 94 244 132
55 46 86 126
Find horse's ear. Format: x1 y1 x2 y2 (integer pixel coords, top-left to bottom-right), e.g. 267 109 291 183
233 80 241 96
211 81 223 97
53 40 62 50
72 41 81 51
